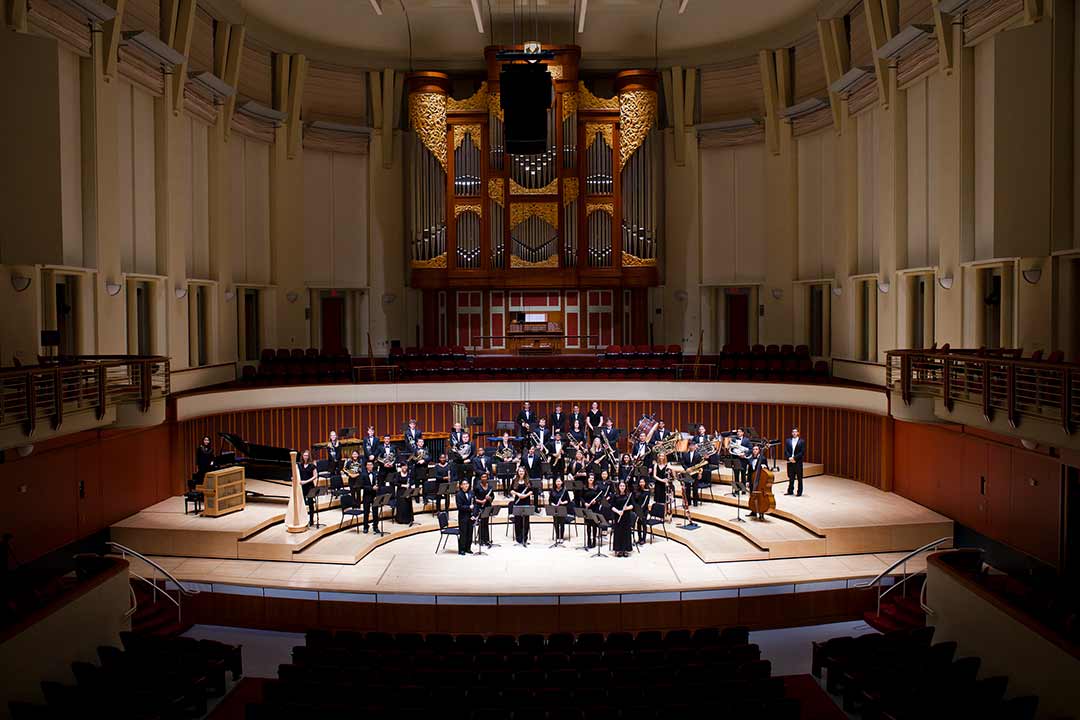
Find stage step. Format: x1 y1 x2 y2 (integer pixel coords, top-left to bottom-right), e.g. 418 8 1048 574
130 581 192 638
863 577 926 633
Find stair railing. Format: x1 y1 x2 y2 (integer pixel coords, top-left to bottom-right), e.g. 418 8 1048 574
107 541 200 625
855 537 953 616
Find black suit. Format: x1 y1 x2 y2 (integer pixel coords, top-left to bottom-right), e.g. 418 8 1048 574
681 450 710 505
472 454 493 479
523 455 543 509
404 427 422 449
362 436 380 460
360 469 380 530
785 437 806 495
730 438 751 493
454 489 473 553
745 455 766 492
473 483 493 545
549 412 566 433
516 410 535 435
568 412 585 432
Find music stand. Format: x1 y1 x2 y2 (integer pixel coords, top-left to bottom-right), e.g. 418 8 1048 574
371 492 391 536
546 505 569 547
472 505 497 555
434 481 454 513
584 509 610 558
529 477 544 508
679 477 700 531
496 462 516 495
305 484 327 529
730 479 749 523
511 504 535 546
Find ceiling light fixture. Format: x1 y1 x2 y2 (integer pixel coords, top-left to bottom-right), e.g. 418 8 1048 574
578 0 588 33
469 0 484 33
368 0 383 16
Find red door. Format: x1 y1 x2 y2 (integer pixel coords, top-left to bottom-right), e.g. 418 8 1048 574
725 290 749 350
321 296 345 354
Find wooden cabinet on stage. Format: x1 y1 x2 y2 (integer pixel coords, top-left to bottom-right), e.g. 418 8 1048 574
198 467 246 517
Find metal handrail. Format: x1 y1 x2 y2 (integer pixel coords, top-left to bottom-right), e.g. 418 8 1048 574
107 542 199 595
855 536 953 615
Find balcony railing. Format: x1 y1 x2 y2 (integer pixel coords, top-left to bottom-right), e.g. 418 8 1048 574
0 355 170 437
886 349 1079 434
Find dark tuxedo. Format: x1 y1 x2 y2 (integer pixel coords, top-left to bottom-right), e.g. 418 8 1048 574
472 454 493 478
362 435 380 459
325 441 343 472
568 412 585 431
746 455 766 493
360 469 380 530
516 409 535 433
730 437 752 493
631 441 651 469
533 427 550 449
601 427 619 450
681 449 711 504
523 455 543 479
549 411 566 433
652 428 670 445
404 426 422 449
785 437 806 496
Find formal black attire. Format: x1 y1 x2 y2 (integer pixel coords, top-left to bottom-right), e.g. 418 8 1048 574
730 437 752 494
410 448 429 485
473 482 493 546
652 428 671 445
549 411 566 433
472 454 493 480
547 440 567 477
516 409 536 437
611 492 635 554
430 462 451 512
194 444 215 486
652 463 671 505
360 469 380 531
324 441 343 481
394 470 414 524
631 441 651 470
633 486 651 543
455 489 473 554
362 434 380 460
548 486 570 540
600 427 619 452
586 410 604 438
681 449 709 506
785 437 806 496
510 480 532 544
298 460 318 525
568 411 585 432
581 486 599 547
404 426 422 450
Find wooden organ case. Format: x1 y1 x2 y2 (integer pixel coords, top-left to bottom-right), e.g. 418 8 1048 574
406 48 660 351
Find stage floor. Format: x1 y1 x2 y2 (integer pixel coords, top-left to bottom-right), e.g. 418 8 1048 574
110 474 951 598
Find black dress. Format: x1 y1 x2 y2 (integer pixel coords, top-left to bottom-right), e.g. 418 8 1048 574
586 410 604 437
612 493 635 554
194 445 215 486
653 464 670 504
510 481 532 544
394 472 415 524
580 486 599 547
298 461 318 524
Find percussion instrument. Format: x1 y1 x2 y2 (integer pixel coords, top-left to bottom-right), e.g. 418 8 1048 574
632 414 659 440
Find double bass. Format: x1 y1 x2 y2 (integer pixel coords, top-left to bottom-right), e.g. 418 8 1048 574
747 464 776 517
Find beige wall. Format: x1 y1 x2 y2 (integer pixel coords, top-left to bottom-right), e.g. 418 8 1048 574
1 1 1076 381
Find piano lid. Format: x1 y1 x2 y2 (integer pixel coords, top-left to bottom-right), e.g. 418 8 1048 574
218 432 294 461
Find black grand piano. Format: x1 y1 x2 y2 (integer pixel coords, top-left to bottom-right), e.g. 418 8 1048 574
217 432 295 482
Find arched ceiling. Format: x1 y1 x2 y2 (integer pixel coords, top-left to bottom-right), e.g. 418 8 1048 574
232 0 821 69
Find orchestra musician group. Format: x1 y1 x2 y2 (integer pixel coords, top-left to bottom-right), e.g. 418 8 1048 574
246 403 808 556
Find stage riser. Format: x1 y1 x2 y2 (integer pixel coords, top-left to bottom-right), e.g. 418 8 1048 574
177 586 879 635
179 399 887 489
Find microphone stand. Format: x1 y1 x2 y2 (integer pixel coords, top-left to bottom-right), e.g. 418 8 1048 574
731 479 748 523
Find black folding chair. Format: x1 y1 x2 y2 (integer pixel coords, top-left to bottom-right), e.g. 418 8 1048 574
338 492 363 532
646 502 668 542
434 511 459 554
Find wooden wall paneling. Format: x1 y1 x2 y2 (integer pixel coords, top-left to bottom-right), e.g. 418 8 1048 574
75 442 103 536
986 443 1013 543
793 31 827 104
377 603 438 633
317 600 379 630
619 600 684 631
238 40 272 106
700 57 764 122
557 603 622 634
264 597 319 632
1008 451 1062 567
496 605 559 635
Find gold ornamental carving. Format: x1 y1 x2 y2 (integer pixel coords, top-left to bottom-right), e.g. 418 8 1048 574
619 89 657 165
586 202 614 217
622 251 656 267
547 65 564 80
454 204 482 218
488 91 504 121
408 92 447 169
578 81 619 111
511 255 559 269
488 178 505 206
453 124 482 151
561 91 578 120
447 82 489 112
510 177 559 196
510 202 558 229
412 253 448 269
563 178 579 206
585 123 613 150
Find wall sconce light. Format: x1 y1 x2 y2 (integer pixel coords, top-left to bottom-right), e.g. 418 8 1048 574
673 290 688 302
285 291 300 303
1021 267 1042 285
937 273 954 290
16 444 34 458
174 285 188 300
1020 438 1038 451
877 280 891 294
104 280 122 296
831 286 843 297
382 292 397 305
770 288 783 300
224 288 235 301
10 273 31 292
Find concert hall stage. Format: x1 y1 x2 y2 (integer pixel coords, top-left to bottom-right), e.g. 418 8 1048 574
110 474 951 600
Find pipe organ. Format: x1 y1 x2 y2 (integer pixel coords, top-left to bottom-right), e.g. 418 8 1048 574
407 48 660 282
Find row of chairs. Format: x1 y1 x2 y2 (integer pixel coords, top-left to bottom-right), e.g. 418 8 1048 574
601 344 683 359
813 626 1038 720
244 347 353 384
9 631 242 720
242 627 798 719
